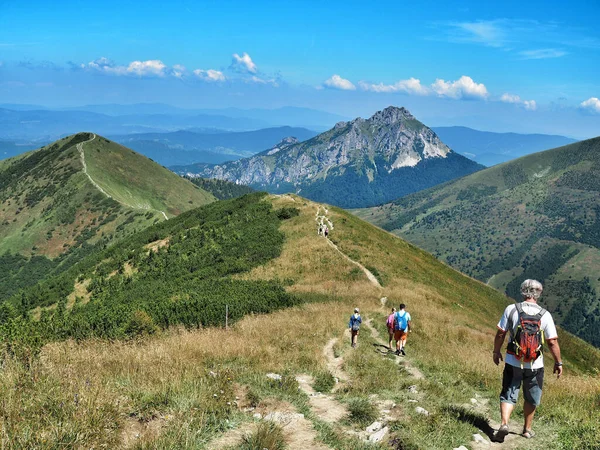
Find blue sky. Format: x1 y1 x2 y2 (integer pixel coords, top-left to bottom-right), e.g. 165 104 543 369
1 0 599 137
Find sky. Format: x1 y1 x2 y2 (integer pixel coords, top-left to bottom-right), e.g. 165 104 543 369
1 0 599 138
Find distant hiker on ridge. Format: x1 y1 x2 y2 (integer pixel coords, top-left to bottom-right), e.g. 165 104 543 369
324 225 329 238
492 279 562 442
386 307 397 351
348 308 362 348
393 304 412 356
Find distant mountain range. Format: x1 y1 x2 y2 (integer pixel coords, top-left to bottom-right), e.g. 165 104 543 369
179 106 484 208
110 126 319 166
0 108 270 141
354 137 600 347
432 126 577 166
0 104 348 142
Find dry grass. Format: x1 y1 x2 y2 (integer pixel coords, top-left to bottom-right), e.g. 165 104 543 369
1 194 599 448
66 278 92 309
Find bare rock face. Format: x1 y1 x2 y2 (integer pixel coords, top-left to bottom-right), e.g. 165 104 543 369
190 106 482 208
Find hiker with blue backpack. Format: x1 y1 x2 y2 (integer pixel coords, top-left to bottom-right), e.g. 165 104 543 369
392 304 412 356
492 279 562 442
348 308 362 348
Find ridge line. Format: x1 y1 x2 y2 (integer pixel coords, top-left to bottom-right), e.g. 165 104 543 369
77 134 169 221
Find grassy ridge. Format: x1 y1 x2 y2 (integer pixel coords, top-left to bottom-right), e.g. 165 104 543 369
85 135 215 216
0 133 215 302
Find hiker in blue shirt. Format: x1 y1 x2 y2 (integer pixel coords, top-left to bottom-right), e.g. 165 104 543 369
348 308 362 348
392 304 412 356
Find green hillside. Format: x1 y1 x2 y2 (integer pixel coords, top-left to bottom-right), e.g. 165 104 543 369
354 136 600 347
0 193 598 448
0 133 215 300
185 175 255 200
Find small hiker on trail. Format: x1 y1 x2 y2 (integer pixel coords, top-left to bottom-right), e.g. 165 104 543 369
318 224 323 235
348 308 362 348
386 307 397 351
324 225 329 238
492 279 562 443
393 304 411 356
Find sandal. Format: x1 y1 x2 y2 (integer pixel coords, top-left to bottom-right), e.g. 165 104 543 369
494 424 509 442
522 429 536 439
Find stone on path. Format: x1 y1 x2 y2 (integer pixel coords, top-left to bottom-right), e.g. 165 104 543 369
266 373 282 381
415 406 429 416
368 426 389 443
408 385 419 394
366 421 383 433
454 446 469 450
472 433 490 445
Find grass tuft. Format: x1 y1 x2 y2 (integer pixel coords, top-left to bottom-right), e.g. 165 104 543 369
347 397 378 427
240 421 286 450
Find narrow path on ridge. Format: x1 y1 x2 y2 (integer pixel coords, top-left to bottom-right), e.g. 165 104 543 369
77 133 169 221
315 206 382 289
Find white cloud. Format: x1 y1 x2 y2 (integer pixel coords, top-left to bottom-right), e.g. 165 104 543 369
358 77 429 95
323 74 356 91
172 64 186 78
519 48 567 59
431 75 488 100
193 69 226 82
580 97 600 114
83 57 167 77
230 52 257 74
451 20 508 47
500 93 537 110
248 75 279 87
127 60 166 76
500 93 521 103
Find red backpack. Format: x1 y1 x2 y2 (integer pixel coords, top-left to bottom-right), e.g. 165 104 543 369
507 303 546 363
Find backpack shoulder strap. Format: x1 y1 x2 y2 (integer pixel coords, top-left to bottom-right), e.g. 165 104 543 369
507 304 520 339
515 302 524 316
533 308 547 321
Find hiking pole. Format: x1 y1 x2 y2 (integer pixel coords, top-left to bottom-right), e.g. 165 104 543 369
226 304 229 330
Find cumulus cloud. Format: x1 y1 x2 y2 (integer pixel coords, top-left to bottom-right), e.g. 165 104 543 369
580 97 600 114
323 74 356 91
248 75 279 87
431 75 488 100
193 69 226 82
82 57 167 77
500 93 537 110
500 93 521 103
171 64 186 78
358 77 429 95
126 60 167 76
230 52 257 74
519 48 567 59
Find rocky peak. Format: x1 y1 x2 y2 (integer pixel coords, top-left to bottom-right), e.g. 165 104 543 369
266 136 299 155
277 136 299 146
369 106 415 126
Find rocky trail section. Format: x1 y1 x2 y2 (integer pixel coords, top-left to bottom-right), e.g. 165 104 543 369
78 134 169 221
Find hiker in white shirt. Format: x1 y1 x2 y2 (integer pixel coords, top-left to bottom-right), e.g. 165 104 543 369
492 279 562 442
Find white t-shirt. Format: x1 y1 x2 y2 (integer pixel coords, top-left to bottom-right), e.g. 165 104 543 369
497 301 558 370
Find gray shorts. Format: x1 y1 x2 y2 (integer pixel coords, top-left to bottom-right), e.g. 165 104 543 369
500 364 544 407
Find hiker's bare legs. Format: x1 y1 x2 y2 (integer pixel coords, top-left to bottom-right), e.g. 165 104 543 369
523 401 536 431
388 334 393 350
351 330 358 347
500 402 514 426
